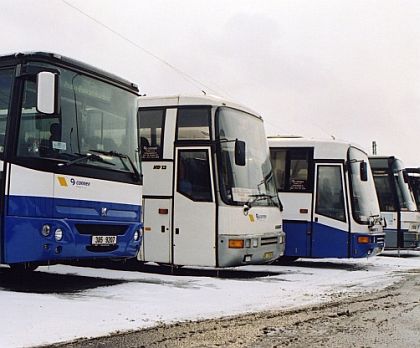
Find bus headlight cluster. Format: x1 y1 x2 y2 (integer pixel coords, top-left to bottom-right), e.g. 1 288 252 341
41 224 51 237
244 238 259 248
54 228 63 241
134 230 140 241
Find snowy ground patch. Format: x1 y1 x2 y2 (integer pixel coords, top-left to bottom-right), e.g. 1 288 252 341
2 252 420 347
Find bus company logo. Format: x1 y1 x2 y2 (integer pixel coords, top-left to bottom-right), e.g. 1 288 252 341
70 178 91 188
57 176 91 188
57 176 68 187
256 214 267 221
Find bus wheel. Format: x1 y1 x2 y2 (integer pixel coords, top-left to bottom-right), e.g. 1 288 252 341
9 262 38 272
274 256 299 265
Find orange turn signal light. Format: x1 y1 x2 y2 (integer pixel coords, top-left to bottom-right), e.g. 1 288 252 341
228 239 244 249
158 208 169 215
357 236 370 244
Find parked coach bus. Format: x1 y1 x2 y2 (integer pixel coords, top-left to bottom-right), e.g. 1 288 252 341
138 95 285 267
268 136 385 260
369 157 420 249
0 52 142 270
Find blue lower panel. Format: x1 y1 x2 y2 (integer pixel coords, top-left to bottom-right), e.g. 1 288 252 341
284 221 384 258
311 222 350 258
283 221 310 257
3 216 142 264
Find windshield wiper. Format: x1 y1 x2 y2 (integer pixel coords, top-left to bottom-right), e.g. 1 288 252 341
243 193 282 215
57 152 115 168
88 149 141 181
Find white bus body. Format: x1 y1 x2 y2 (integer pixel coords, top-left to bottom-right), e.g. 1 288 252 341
138 95 285 267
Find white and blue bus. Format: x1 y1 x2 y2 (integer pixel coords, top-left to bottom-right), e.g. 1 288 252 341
138 95 285 267
268 136 385 260
0 52 142 270
369 157 420 249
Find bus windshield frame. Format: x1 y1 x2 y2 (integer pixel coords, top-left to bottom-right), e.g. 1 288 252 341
348 147 381 224
215 107 279 207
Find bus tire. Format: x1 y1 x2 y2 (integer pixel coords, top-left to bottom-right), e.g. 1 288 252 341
275 256 299 265
9 262 38 272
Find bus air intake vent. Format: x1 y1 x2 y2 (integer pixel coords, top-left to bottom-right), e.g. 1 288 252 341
86 245 119 252
76 224 128 236
261 236 279 246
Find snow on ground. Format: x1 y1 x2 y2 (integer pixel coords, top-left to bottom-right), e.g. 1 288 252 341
2 252 420 347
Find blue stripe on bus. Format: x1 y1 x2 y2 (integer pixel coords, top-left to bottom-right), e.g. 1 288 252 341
283 220 384 258
7 195 140 221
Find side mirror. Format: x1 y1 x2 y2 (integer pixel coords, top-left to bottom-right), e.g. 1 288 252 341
360 161 368 182
36 71 57 115
234 139 246 166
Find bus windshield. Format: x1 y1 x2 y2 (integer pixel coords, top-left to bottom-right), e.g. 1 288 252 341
392 160 417 212
348 147 381 223
408 172 420 210
216 107 278 207
17 64 140 175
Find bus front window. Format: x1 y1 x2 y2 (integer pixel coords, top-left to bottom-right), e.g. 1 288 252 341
17 65 140 175
392 160 417 212
348 147 381 224
216 107 278 207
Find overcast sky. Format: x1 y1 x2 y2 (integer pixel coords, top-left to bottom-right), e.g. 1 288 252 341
1 0 420 165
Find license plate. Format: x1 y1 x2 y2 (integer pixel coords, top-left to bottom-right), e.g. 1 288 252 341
92 235 117 246
263 251 274 260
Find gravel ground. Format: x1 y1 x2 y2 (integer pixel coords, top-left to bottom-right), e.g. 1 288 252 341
44 269 420 348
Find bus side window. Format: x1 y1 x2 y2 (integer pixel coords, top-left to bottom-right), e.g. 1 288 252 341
315 165 346 222
138 108 165 160
0 68 13 154
177 150 212 202
176 107 210 141
270 148 286 191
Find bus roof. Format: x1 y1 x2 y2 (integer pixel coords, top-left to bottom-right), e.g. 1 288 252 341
267 136 368 159
138 94 262 119
0 52 139 93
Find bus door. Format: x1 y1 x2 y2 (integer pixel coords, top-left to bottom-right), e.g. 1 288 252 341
312 163 350 257
141 197 172 263
173 147 216 266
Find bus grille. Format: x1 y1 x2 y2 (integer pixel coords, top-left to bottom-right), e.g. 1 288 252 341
375 235 385 244
76 224 128 236
261 236 278 246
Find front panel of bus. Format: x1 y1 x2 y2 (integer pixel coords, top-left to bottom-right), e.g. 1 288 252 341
370 157 420 249
215 107 284 267
0 56 142 265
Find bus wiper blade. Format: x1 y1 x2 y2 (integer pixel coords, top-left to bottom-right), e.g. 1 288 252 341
89 149 141 181
57 152 114 167
243 193 279 215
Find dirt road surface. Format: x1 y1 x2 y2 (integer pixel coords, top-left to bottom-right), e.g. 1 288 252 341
46 269 420 348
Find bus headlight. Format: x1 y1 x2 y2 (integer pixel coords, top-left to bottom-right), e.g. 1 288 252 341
252 238 258 248
134 230 140 241
41 224 51 237
245 239 251 248
54 228 63 241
